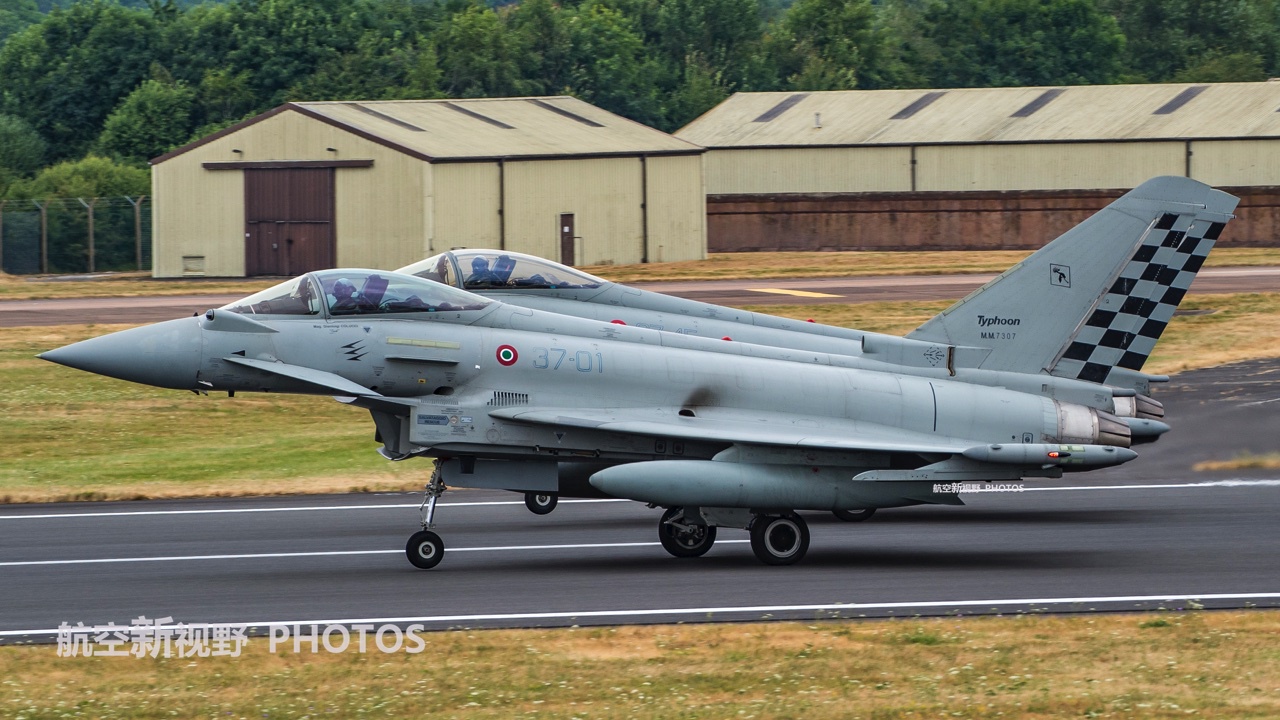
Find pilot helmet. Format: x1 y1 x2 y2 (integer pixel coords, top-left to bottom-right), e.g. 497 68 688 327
333 278 356 298
471 256 489 273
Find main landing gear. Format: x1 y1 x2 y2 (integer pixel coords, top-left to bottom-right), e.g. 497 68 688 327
406 462 447 569
656 507 812 566
524 492 558 515
658 507 717 557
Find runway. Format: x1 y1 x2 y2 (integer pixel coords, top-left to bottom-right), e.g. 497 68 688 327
2 265 1277 326
2 359 1278 643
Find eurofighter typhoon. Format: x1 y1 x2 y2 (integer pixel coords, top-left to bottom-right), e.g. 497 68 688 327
41 177 1236 568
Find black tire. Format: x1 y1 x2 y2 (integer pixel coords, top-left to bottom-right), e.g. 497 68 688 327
406 530 445 569
525 492 558 515
658 507 717 558
833 508 876 522
749 513 810 566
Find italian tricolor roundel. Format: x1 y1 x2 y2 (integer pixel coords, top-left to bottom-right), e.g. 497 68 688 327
496 345 518 366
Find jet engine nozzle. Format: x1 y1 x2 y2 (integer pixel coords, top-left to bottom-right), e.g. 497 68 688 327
1054 401 1132 448
1112 393 1165 420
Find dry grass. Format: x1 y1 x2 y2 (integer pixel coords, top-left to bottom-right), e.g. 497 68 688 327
589 246 1280 283
2 247 1276 300
1194 453 1280 471
2 610 1278 718
744 292 1280 377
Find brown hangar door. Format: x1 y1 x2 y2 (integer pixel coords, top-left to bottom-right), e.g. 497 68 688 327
559 213 575 266
244 168 335 276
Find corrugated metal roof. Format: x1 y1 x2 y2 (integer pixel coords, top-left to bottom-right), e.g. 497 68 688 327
676 82 1280 148
295 96 702 160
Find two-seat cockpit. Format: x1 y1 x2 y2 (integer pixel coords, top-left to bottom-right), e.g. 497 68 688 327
400 250 606 293
221 269 492 319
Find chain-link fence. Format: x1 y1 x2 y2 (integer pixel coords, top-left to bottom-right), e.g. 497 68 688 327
0 197 152 275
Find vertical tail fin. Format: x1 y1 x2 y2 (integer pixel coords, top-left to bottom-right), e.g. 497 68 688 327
907 176 1239 384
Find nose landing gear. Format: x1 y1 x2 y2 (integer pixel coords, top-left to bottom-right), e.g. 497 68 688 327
406 462 448 570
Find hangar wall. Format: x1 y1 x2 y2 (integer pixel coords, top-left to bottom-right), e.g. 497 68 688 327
708 185 1280 252
430 155 705 266
154 98 706 277
644 154 707 264
153 112 427 277
704 140 1280 252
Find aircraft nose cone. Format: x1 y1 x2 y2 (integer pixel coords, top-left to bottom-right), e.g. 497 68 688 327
39 317 203 390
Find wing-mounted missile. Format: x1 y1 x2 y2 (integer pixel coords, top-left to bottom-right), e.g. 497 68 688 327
960 443 1137 468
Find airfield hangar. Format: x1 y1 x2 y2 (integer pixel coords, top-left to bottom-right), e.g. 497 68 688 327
150 97 706 278
676 82 1280 251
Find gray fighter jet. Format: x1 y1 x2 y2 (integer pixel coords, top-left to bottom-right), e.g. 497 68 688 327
40 176 1235 568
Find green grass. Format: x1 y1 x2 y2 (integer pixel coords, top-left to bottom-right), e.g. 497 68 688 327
0 325 424 502
2 611 1279 718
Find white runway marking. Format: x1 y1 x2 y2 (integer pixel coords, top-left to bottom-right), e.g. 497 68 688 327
2 592 1277 637
0 498 629 520
1023 479 1280 492
747 288 843 298
6 479 1279 520
0 540 750 567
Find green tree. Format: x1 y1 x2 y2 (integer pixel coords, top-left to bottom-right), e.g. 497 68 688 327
769 0 878 90
564 1 664 127
920 0 1125 87
287 31 442 101
0 1 161 161
1173 50 1270 83
435 2 529 97
96 79 195 164
507 0 573 95
0 112 45 176
1104 0 1279 81
0 0 41 46
4 155 149 200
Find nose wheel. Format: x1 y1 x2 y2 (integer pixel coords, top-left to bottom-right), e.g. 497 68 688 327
749 513 810 565
406 530 444 569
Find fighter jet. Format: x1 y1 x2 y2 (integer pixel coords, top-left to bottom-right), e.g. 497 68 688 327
40 176 1236 568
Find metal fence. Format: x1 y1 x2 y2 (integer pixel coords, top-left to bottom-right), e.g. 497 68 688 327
0 197 152 275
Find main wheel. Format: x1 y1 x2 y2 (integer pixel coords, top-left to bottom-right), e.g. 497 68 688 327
833 508 876 522
749 513 810 566
658 507 717 558
406 530 445 569
525 492 558 515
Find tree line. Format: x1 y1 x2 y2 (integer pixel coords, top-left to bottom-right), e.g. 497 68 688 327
1 0 1277 201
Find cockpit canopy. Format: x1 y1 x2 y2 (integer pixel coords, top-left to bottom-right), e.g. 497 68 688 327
398 250 606 292
221 269 492 317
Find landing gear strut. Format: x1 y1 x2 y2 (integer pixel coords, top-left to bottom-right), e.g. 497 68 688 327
658 507 717 558
525 492 558 515
749 513 810 566
407 462 447 569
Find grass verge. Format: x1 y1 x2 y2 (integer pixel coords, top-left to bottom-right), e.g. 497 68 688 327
2 611 1278 718
2 247 1276 299
1194 453 1280 471
4 293 1278 503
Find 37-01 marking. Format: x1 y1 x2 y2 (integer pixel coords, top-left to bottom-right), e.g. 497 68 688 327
531 347 604 373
